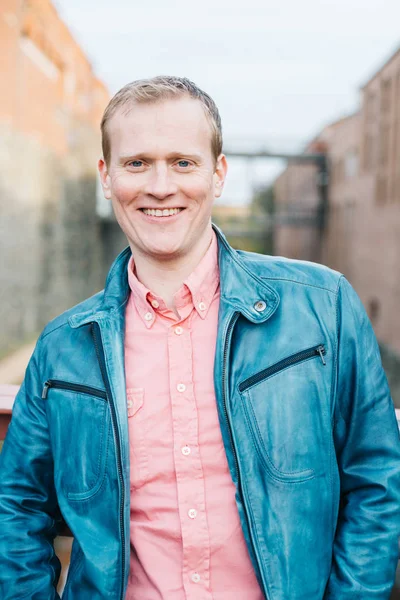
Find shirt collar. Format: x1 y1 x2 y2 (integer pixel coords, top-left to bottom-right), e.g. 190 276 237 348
181 230 219 320
127 230 220 327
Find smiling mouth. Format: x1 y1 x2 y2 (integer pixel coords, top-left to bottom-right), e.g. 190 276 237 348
140 208 184 217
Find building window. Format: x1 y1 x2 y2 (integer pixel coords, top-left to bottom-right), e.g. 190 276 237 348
368 297 381 324
344 150 358 179
395 71 400 201
381 78 392 115
379 122 391 166
363 132 377 171
332 158 344 183
375 174 388 204
365 91 376 123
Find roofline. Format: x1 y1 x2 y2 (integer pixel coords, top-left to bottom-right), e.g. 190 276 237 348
360 43 400 89
323 111 359 130
302 111 359 151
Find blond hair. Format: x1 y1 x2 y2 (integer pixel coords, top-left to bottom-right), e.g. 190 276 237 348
101 76 223 166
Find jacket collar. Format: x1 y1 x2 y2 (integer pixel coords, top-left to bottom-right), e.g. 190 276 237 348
215 225 279 323
69 224 280 329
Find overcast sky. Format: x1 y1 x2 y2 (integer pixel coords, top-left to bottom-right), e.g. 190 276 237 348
55 0 400 203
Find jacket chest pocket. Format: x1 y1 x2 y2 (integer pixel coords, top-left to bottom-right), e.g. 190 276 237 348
43 379 111 501
238 345 328 483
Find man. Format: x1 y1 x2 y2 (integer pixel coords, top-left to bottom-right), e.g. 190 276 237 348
0 76 399 600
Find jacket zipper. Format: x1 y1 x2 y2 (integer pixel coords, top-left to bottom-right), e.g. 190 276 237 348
238 344 327 393
42 379 107 400
91 322 126 600
221 312 269 599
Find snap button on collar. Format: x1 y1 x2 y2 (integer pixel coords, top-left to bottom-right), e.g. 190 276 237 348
254 300 267 312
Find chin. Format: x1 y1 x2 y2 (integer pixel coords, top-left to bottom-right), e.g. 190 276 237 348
145 243 185 259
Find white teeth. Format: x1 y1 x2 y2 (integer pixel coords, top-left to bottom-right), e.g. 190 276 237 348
142 208 182 217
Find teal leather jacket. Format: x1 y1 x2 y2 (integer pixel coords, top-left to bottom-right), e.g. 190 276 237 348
1 226 399 600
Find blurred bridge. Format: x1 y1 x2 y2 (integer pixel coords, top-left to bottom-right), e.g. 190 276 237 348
221 147 329 251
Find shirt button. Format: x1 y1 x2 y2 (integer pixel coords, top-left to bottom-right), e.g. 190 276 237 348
198 301 206 311
191 573 201 583
144 312 153 321
174 326 183 335
182 446 191 456
177 383 186 393
127 399 133 409
150 299 159 309
188 508 197 519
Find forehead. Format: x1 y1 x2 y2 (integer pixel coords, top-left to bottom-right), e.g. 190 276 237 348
107 97 213 159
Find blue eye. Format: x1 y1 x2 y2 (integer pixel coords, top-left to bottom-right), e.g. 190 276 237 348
177 160 190 168
129 160 143 167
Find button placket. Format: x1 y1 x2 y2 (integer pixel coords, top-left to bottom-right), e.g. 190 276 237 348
167 314 211 596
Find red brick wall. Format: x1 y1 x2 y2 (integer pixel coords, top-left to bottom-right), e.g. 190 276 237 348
0 0 108 155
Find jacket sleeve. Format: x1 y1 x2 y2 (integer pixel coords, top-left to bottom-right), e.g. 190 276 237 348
0 337 61 599
325 276 400 599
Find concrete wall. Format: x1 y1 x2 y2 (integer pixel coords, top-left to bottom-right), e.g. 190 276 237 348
0 0 126 355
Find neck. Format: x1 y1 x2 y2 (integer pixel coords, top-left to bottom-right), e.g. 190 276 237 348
131 227 213 312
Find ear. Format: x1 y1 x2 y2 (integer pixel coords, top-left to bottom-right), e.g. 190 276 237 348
214 154 228 199
98 158 112 200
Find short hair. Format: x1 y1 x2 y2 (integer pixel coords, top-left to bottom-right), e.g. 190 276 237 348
101 76 223 166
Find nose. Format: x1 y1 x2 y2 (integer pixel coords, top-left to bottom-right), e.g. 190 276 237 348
144 163 178 200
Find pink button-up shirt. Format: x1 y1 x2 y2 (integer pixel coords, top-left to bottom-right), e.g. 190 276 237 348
124 232 263 599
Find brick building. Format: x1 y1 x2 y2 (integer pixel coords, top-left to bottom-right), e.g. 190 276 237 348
273 150 324 262
272 46 400 400
0 0 125 355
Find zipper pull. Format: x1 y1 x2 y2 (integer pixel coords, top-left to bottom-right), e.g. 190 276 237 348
42 381 51 399
317 346 326 366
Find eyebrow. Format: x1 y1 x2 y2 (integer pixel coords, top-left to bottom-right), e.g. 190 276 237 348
118 152 203 164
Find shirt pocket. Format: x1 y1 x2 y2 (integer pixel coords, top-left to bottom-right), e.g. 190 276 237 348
126 387 149 489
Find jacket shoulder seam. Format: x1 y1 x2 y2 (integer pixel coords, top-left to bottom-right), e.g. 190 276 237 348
40 319 72 340
260 276 339 295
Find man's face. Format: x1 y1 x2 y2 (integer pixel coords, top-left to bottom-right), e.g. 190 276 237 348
99 96 227 263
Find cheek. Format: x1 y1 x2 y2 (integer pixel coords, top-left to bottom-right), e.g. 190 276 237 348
184 175 214 203
111 173 139 205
